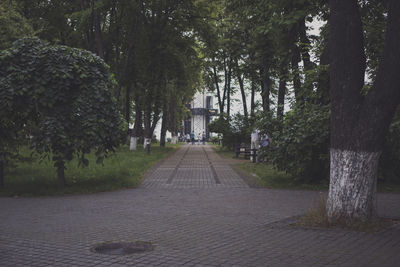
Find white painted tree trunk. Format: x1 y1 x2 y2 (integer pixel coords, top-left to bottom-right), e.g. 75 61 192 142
327 148 381 222
144 138 151 146
130 136 138 151
171 136 178 144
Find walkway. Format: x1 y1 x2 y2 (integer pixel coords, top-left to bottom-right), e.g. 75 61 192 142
0 144 399 266
141 145 248 188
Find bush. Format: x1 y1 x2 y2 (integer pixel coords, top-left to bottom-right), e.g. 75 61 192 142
257 104 330 182
209 113 252 149
0 37 126 186
379 108 400 183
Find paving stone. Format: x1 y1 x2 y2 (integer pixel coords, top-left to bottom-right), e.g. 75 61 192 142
0 144 399 266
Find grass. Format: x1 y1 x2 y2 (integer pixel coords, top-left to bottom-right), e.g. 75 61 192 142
213 145 328 190
237 162 329 191
1 143 180 197
213 144 400 192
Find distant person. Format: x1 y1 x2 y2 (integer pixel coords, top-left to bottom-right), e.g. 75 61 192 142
260 133 271 162
202 132 206 145
186 133 190 143
260 134 270 148
190 131 195 145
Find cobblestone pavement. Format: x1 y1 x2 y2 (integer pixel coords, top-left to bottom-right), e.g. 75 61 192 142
1 144 400 266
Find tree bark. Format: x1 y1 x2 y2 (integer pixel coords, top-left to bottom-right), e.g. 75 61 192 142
124 85 131 124
160 104 167 147
260 58 271 112
0 160 4 189
226 65 232 118
130 99 142 151
171 132 178 144
291 43 302 103
299 17 313 72
212 65 224 114
327 0 400 222
237 74 248 118
250 81 256 117
327 149 380 221
277 63 288 121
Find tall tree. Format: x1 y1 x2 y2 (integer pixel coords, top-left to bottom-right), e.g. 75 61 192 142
327 0 400 222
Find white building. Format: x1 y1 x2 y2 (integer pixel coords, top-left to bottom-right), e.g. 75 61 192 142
182 91 217 139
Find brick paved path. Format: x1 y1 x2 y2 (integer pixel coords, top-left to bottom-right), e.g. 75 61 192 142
1 144 400 266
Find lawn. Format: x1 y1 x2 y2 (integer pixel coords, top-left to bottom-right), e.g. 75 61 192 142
213 145 400 192
1 143 180 197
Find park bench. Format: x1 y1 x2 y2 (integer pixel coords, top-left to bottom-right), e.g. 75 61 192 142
234 145 251 159
235 144 259 162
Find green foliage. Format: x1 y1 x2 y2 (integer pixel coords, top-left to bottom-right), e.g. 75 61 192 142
209 114 252 149
360 0 387 81
257 104 330 182
0 37 126 177
238 163 328 191
380 109 400 184
0 1 33 50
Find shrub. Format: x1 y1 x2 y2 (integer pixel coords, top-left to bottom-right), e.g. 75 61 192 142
379 108 400 183
209 113 252 149
0 37 126 186
257 104 330 182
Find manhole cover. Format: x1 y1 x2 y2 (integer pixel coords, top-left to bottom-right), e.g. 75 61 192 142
92 241 154 255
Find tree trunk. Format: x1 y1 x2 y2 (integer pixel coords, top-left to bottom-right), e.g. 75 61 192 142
299 17 313 72
130 136 138 151
130 100 142 151
124 85 131 124
220 57 229 116
160 104 167 147
226 66 232 118
251 81 256 117
277 64 287 121
144 96 152 140
291 43 302 103
327 149 380 222
56 161 65 187
171 132 178 144
212 65 224 114
0 160 4 189
327 0 400 222
116 26 137 100
237 74 248 118
260 58 271 112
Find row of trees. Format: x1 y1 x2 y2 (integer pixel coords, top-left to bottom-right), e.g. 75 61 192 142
5 0 211 147
1 0 214 186
207 0 400 223
1 0 399 224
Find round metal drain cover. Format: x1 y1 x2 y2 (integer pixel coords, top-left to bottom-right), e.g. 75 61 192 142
92 241 154 255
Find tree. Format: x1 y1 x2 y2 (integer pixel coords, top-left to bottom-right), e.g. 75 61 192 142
0 37 125 187
0 1 33 50
327 0 400 222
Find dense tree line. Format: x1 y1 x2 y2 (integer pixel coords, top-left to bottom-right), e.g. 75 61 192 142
206 0 400 223
3 0 210 148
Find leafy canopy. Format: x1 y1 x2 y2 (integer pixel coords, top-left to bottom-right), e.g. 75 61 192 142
0 37 126 169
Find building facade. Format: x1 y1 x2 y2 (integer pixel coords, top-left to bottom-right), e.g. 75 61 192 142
183 91 217 139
